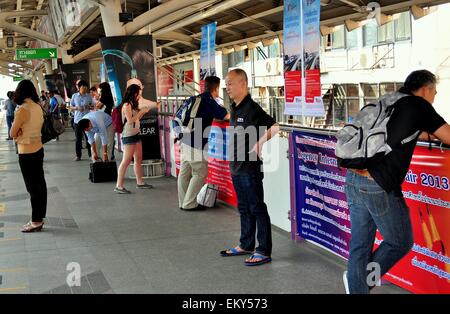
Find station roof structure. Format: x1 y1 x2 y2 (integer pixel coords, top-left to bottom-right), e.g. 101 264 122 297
0 0 448 75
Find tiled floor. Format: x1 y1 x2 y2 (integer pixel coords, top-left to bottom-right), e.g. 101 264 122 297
0 113 408 294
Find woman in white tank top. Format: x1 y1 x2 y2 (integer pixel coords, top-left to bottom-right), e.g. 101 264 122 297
114 84 156 194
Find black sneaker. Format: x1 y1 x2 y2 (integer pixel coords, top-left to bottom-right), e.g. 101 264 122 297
181 205 206 211
136 183 153 189
114 187 131 194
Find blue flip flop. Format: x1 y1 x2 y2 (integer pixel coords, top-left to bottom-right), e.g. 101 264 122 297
220 247 253 257
245 253 272 266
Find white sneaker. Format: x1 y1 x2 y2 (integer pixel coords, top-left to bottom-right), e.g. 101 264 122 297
343 271 350 294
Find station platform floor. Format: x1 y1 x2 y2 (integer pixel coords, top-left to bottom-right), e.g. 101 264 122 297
0 113 408 294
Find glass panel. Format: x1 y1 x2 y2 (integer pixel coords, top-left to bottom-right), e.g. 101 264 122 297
395 12 411 41
362 84 379 97
364 98 378 105
346 29 358 49
255 46 269 61
380 83 395 95
363 20 378 46
268 42 281 58
378 22 394 43
346 84 359 97
333 99 346 127
332 25 345 49
347 99 360 123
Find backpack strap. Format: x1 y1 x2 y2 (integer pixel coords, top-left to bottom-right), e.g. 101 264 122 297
186 95 202 131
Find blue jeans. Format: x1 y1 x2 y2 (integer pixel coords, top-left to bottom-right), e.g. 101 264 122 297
345 170 413 294
6 115 14 139
231 172 272 256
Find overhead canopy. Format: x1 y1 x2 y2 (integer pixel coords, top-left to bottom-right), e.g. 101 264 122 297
0 0 449 70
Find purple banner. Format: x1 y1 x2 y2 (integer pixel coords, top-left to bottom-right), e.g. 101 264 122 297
292 130 350 259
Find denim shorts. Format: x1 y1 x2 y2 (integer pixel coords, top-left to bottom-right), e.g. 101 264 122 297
122 134 141 145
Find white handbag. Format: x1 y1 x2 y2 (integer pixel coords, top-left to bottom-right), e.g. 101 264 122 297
197 183 219 207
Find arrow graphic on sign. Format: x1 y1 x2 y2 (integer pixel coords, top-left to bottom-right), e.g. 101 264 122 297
49 52 55 58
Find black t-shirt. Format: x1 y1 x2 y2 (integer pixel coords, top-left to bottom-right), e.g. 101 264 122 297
181 92 228 150
368 95 446 195
229 94 276 175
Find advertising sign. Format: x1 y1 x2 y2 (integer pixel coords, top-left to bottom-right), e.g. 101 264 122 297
292 131 351 258
376 146 450 293
60 63 90 99
283 0 324 116
100 35 161 160
302 0 325 116
207 121 238 207
283 0 303 115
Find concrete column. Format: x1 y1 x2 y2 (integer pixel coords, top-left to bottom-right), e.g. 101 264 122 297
36 70 46 92
31 76 40 92
44 61 53 75
99 0 125 37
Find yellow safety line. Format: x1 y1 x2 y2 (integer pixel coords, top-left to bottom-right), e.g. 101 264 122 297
0 237 22 243
0 165 7 171
0 227 19 231
0 267 26 273
0 286 27 293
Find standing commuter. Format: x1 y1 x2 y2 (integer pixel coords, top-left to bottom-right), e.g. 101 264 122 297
177 76 229 211
220 69 280 266
71 80 93 161
115 84 158 194
10 80 47 232
4 91 16 140
343 70 450 294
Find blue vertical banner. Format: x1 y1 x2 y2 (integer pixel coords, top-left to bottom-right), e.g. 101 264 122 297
292 131 350 259
302 0 325 116
200 22 217 91
100 62 106 83
283 0 303 115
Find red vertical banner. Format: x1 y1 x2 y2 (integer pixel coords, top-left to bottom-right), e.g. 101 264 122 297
157 66 173 97
283 0 303 116
302 0 325 116
374 146 450 293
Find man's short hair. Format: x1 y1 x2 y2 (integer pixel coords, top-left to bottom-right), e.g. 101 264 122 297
228 68 248 83
77 118 90 130
403 70 437 93
77 80 89 88
204 76 220 93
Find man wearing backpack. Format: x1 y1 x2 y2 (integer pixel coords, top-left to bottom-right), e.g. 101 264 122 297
340 70 450 294
177 76 229 211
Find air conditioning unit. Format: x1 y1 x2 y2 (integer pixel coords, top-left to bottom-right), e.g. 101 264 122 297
155 47 162 58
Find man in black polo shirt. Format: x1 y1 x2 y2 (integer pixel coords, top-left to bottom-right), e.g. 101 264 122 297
343 70 450 294
177 76 229 211
219 69 279 266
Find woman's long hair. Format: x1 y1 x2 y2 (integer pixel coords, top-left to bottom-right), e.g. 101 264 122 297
121 84 140 111
13 80 40 105
98 82 114 115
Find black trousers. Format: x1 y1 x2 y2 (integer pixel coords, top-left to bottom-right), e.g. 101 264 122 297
18 148 47 222
74 123 91 158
